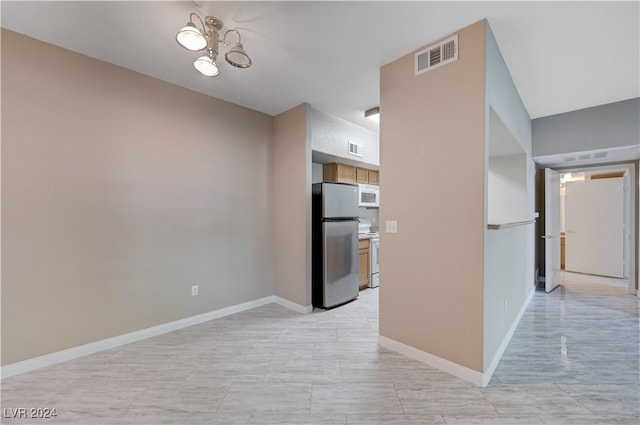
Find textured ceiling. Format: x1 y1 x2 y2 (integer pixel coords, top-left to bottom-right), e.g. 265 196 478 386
2 1 638 132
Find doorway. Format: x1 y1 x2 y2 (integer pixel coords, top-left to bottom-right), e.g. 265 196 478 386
561 169 625 277
551 163 636 295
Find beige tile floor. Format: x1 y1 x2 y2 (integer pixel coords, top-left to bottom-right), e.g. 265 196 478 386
1 275 639 424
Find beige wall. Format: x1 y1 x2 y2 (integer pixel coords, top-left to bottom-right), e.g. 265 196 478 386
272 104 312 306
1 30 274 365
379 21 486 372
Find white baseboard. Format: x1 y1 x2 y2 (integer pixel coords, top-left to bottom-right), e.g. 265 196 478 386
378 335 485 387
273 296 313 314
1 295 284 380
482 285 535 386
377 285 536 387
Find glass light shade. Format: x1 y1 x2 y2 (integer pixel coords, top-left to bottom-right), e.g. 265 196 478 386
194 55 219 77
225 43 252 68
176 23 207 51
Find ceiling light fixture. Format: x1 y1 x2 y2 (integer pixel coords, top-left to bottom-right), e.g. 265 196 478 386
365 107 380 122
176 13 252 77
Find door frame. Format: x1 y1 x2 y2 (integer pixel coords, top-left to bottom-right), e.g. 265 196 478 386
544 169 562 292
553 162 636 295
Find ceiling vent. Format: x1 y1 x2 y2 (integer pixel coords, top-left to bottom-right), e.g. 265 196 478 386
415 34 458 76
348 141 363 157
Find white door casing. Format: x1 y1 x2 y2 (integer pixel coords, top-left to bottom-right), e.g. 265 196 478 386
544 168 562 293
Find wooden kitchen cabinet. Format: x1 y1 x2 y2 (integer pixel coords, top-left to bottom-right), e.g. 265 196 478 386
367 170 379 185
323 163 356 184
323 162 380 185
356 167 369 184
358 238 370 289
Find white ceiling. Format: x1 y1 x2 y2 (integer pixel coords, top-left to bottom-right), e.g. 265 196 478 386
2 1 638 132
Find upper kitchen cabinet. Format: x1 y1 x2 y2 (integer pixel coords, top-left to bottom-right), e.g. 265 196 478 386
356 167 369 184
323 163 379 185
309 107 379 167
367 170 379 185
355 168 380 184
324 163 357 184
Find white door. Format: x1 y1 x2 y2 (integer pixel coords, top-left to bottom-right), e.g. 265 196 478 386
565 177 625 278
545 169 561 292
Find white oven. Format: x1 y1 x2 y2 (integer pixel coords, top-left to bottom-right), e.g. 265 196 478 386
358 184 379 208
369 237 379 288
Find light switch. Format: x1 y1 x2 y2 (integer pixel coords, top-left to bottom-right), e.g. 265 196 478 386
386 220 398 234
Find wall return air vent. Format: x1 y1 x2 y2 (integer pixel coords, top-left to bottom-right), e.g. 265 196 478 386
415 34 458 76
348 141 363 157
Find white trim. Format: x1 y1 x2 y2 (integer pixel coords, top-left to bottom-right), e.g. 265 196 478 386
483 285 535 386
273 296 313 314
379 283 532 389
378 335 484 387
2 295 278 379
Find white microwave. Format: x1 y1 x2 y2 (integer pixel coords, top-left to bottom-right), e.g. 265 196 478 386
358 184 379 207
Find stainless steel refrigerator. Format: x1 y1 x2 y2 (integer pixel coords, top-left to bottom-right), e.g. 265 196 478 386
312 182 360 309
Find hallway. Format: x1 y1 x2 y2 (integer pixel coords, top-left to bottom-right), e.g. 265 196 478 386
490 276 639 423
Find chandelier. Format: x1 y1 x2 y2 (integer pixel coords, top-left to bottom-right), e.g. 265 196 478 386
176 13 252 77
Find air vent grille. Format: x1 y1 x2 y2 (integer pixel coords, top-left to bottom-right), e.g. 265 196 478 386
442 39 456 61
415 34 458 76
348 141 363 157
430 46 441 66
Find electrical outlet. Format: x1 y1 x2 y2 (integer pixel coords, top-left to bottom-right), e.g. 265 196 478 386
386 220 398 233
191 285 199 296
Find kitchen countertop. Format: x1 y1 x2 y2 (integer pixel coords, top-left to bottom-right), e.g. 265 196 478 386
358 233 379 240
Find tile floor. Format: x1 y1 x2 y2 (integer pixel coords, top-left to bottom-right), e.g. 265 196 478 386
1 274 639 424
